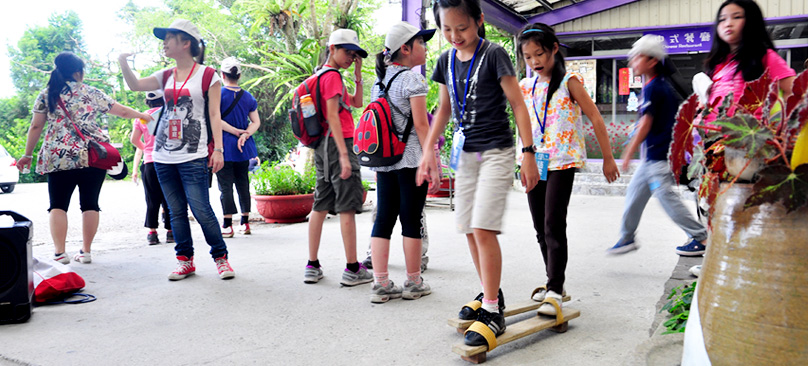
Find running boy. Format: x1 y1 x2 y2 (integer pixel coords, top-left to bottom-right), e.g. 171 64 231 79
608 35 708 256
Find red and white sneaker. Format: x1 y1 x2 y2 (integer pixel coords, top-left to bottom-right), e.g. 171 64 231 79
221 226 234 238
239 223 251 235
215 255 235 279
168 256 195 281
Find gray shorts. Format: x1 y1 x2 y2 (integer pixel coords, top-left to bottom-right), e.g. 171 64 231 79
313 137 363 213
454 147 515 234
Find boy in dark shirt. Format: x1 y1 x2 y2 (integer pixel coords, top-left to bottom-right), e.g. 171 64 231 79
608 35 708 257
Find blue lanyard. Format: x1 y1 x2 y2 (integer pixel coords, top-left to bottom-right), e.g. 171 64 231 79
451 39 483 128
531 76 550 144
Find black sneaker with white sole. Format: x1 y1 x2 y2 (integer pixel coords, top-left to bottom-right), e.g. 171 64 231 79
458 289 505 320
464 308 506 347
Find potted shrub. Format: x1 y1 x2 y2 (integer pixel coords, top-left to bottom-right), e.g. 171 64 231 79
251 163 316 223
361 180 373 203
670 70 808 364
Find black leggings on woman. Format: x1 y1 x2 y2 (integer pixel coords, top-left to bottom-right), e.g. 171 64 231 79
47 167 106 212
371 168 428 239
216 160 251 216
141 162 171 230
526 168 576 295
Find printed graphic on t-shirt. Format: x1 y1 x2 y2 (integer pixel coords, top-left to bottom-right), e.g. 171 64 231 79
447 46 490 129
155 89 202 154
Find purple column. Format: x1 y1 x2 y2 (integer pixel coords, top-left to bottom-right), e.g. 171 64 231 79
402 0 426 75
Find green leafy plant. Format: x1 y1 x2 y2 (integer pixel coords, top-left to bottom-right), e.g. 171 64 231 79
660 281 696 334
669 70 808 223
251 163 315 195
361 180 373 191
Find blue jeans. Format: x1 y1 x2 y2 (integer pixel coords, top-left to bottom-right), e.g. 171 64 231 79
620 160 708 243
155 158 228 259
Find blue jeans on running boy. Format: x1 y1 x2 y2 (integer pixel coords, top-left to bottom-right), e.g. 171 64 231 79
619 160 708 245
155 158 228 259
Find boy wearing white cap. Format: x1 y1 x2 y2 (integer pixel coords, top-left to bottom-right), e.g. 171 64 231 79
305 29 372 286
366 21 436 303
608 35 708 256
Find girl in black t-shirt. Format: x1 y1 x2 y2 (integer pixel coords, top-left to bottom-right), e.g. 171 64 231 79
417 0 539 348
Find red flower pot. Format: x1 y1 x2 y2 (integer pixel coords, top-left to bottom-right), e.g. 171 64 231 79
253 193 314 223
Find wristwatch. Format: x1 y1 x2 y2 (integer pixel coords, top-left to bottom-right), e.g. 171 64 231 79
521 145 537 154
213 148 224 153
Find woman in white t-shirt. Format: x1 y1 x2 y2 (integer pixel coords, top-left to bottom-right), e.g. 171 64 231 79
118 19 234 281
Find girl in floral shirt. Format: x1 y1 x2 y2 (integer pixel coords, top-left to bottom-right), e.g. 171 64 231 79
17 52 152 265
516 24 618 317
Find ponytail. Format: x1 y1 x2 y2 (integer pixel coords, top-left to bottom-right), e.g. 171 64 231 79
223 66 240 81
547 51 565 103
375 51 388 81
47 52 84 113
197 39 206 65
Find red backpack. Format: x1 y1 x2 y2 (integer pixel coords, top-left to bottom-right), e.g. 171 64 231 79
353 70 413 167
157 66 217 154
288 68 346 149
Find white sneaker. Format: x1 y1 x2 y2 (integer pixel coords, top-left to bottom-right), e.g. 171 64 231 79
54 253 70 265
239 223 251 235
689 265 702 277
73 250 91 264
532 287 567 302
537 290 563 316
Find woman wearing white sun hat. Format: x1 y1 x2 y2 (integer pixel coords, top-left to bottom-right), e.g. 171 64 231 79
118 18 235 281
216 56 260 238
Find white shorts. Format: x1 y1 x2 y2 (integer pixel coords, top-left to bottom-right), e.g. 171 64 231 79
454 147 515 234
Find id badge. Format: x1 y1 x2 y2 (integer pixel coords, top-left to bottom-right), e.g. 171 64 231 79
449 129 466 171
534 148 550 181
168 118 183 140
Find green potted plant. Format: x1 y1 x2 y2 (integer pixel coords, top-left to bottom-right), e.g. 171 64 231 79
251 162 316 223
361 180 373 203
670 70 808 363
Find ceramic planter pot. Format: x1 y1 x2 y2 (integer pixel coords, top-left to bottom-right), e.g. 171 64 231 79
724 147 763 181
253 193 314 223
697 183 808 365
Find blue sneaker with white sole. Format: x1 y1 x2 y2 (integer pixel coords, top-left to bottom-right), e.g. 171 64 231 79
607 239 637 255
676 239 706 256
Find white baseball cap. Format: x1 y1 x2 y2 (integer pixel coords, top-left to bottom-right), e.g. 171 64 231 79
385 21 436 53
327 29 368 58
221 57 241 75
154 19 202 44
628 34 668 61
145 90 163 101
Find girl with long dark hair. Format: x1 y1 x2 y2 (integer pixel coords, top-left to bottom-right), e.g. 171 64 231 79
702 0 795 124
516 23 618 317
17 51 151 264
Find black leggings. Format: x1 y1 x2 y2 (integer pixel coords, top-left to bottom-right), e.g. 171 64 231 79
371 168 428 239
216 160 251 215
141 162 171 230
526 168 576 295
47 168 107 212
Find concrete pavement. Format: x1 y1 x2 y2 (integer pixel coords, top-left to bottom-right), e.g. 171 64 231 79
0 180 692 365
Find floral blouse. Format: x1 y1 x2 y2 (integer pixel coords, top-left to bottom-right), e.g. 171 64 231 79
32 82 114 174
518 72 587 170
